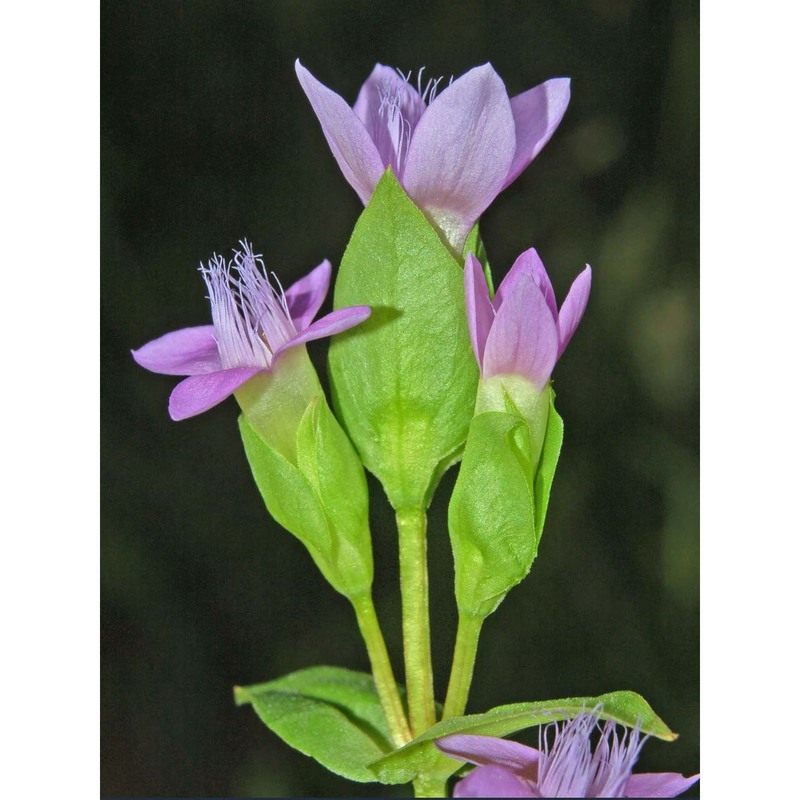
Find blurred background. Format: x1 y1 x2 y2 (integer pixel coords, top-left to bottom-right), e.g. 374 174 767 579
102 1 699 795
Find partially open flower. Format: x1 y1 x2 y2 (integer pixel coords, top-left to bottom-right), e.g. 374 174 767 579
465 248 590 457
466 249 591 393
436 712 700 798
132 241 370 421
296 61 570 253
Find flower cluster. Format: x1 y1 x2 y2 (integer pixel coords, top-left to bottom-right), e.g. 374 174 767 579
132 58 698 800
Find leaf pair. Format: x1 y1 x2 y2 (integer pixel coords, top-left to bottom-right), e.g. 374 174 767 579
235 667 676 786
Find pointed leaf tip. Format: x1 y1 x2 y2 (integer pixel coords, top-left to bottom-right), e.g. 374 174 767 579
235 667 400 783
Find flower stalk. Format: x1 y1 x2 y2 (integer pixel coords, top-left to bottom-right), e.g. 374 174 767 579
396 506 437 735
442 612 484 720
350 593 412 746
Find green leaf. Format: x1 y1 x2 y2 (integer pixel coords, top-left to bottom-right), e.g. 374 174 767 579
235 666 401 783
369 691 677 785
329 169 479 509
533 387 564 538
448 411 537 618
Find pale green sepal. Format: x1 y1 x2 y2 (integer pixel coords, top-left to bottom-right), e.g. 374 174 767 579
329 169 479 509
295 396 374 593
234 666 403 784
235 346 323 464
239 406 372 598
533 386 564 539
448 411 537 619
475 374 550 464
369 691 677 785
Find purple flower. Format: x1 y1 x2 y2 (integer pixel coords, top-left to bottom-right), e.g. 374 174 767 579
132 241 370 421
296 61 570 252
466 249 591 392
436 713 700 798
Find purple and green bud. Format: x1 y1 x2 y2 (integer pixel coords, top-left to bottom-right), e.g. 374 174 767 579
447 249 589 620
466 248 591 460
296 61 570 253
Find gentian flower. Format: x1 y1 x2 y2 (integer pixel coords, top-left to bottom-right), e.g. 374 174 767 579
466 249 591 394
465 247 590 451
296 61 570 252
132 241 370 421
436 712 700 798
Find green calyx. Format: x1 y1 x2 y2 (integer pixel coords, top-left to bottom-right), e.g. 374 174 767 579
234 346 323 463
474 374 551 469
237 348 374 599
448 386 564 620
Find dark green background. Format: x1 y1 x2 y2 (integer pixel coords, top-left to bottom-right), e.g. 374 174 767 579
102 1 699 796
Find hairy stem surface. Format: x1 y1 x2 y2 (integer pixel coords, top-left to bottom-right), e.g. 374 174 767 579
352 593 412 746
396 506 437 735
442 612 484 720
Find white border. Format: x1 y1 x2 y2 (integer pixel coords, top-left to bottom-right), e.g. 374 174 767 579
702 3 799 798
2 3 99 795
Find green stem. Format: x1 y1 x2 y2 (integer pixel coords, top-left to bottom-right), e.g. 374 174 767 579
442 613 484 719
351 593 412 746
396 506 437 735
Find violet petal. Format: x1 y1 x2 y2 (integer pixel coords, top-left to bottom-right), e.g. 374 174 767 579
131 325 221 376
284 259 332 332
625 772 700 798
494 248 558 323
454 765 535 798
295 60 386 204
352 64 426 176
556 265 592 358
482 269 559 389
464 253 496 371
271 305 371 361
436 734 539 775
353 64 410 125
168 367 262 420
504 78 571 189
402 64 516 249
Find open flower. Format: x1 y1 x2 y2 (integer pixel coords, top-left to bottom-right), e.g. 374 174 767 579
296 61 570 252
132 241 370 420
436 713 700 798
466 249 591 392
